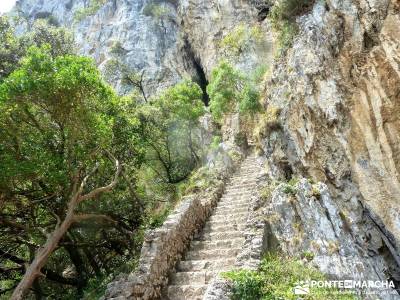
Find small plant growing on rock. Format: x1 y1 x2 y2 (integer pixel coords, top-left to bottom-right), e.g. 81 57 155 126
223 253 356 300
223 269 263 300
207 61 261 121
234 131 249 149
283 177 299 195
74 0 108 22
143 3 170 19
210 135 222 150
260 184 273 202
220 23 264 56
327 241 340 254
269 0 316 53
260 181 278 202
301 251 315 261
311 184 321 199
110 41 127 56
253 105 281 147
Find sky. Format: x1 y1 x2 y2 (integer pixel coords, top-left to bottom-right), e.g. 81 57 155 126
0 0 16 13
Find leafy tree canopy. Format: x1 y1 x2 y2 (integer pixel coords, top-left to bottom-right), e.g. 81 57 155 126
207 61 261 121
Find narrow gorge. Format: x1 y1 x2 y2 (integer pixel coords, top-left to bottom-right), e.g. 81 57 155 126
1 0 399 299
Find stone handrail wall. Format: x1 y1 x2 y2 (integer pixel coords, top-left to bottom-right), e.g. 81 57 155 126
103 148 242 300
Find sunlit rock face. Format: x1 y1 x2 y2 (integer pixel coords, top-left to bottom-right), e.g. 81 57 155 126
15 0 189 95
15 0 271 96
15 0 400 296
260 0 400 289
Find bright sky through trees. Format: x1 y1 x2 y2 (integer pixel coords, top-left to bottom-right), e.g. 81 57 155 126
0 0 16 13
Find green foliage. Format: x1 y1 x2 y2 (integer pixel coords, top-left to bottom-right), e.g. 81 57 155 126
0 46 114 188
220 24 264 56
251 64 269 84
74 0 108 22
110 41 126 57
136 80 205 185
0 17 210 299
0 16 74 82
301 251 315 261
143 3 170 19
104 55 149 100
239 83 262 114
147 205 172 229
269 0 315 53
207 61 241 120
254 105 281 149
211 135 222 150
0 45 144 299
283 177 299 195
178 167 212 196
224 253 356 300
207 61 261 121
260 184 273 202
234 132 248 149
224 269 263 300
0 16 26 80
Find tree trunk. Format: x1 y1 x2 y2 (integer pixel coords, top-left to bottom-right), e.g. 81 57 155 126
11 157 121 300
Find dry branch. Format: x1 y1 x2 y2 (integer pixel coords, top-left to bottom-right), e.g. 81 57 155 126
10 157 121 300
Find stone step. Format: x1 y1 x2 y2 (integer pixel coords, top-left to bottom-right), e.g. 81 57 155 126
206 219 247 228
199 230 244 241
177 258 236 272
229 177 258 182
219 198 249 204
214 204 249 212
165 155 262 300
167 284 207 300
216 202 249 209
219 200 249 206
203 223 246 232
209 212 247 222
219 196 250 201
213 207 248 216
225 185 257 192
221 191 252 197
190 238 244 251
185 247 241 260
228 182 257 188
170 271 214 285
204 221 246 232
202 225 243 235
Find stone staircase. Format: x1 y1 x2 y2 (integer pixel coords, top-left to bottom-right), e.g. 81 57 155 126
166 155 261 300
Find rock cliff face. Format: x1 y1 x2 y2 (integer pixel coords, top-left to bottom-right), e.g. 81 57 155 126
14 0 270 96
258 0 400 295
15 0 190 94
15 0 400 297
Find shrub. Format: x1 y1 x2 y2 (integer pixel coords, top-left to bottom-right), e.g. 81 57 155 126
239 83 261 115
269 0 315 52
207 61 260 121
147 205 172 229
211 135 222 150
74 0 108 22
260 185 273 202
224 253 356 300
283 177 299 195
110 41 126 57
143 3 170 19
234 132 248 149
207 61 241 121
253 105 281 145
220 24 264 56
223 269 263 300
